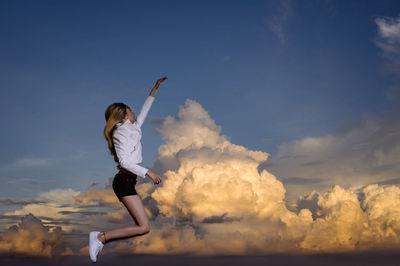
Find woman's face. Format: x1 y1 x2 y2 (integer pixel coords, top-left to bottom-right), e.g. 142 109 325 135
124 107 135 123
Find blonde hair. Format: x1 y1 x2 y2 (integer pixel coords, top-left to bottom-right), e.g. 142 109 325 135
104 102 128 162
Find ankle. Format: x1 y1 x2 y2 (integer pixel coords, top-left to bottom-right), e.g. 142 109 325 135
97 232 106 244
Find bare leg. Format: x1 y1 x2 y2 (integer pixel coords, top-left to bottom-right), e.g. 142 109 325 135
97 195 150 244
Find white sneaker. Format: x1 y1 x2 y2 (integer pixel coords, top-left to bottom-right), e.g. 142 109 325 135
89 231 104 262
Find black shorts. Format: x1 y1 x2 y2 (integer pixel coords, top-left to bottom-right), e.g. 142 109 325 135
112 173 138 202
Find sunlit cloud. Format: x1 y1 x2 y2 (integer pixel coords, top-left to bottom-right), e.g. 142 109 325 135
0 213 68 257
73 187 120 208
0 186 132 256
3 189 85 233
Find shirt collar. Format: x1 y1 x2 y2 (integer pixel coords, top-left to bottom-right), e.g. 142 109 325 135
117 119 131 127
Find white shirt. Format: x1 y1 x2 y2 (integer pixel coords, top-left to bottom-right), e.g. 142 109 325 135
112 96 155 178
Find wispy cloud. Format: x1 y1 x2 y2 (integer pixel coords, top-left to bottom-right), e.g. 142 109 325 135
265 0 293 44
5 177 56 185
374 14 400 102
150 117 165 125
375 15 400 60
0 198 46 206
263 107 400 202
7 157 52 169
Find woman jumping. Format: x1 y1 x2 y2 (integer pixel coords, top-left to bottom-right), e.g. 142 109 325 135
89 76 167 262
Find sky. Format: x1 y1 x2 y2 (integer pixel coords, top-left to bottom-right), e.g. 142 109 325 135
1 0 400 260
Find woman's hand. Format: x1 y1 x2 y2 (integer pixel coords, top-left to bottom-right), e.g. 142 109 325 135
149 76 167 96
146 170 162 185
155 76 168 86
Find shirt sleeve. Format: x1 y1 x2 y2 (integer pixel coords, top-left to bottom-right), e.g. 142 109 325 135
135 96 155 128
112 129 149 179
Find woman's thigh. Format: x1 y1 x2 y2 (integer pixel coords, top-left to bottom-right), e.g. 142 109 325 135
121 195 149 227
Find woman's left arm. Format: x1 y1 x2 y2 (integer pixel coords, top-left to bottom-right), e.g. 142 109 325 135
149 76 168 96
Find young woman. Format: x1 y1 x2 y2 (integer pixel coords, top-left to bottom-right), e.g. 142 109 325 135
89 77 167 262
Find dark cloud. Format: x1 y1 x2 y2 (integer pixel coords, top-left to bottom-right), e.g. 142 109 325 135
0 214 25 222
88 182 101 188
282 177 323 185
378 178 400 185
201 213 241 224
57 210 107 216
150 117 165 125
0 198 46 206
299 161 324 167
297 191 319 220
368 163 400 175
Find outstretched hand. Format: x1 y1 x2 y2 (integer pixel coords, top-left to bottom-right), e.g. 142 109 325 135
149 76 167 96
156 76 168 86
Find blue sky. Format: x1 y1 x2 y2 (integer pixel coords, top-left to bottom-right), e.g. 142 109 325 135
0 0 399 199
1 0 400 258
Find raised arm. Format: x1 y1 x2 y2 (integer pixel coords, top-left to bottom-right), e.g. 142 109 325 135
135 76 168 127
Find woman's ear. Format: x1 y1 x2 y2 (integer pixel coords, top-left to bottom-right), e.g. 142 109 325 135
122 113 129 122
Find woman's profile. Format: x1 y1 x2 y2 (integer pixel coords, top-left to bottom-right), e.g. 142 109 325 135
89 77 168 262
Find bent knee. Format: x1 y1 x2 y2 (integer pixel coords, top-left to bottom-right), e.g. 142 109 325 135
140 224 150 234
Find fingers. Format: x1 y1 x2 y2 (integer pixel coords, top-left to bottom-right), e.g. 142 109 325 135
153 176 162 185
157 77 168 83
148 170 162 184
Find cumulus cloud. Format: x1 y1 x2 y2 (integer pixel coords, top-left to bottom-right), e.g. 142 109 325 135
0 213 67 257
300 184 400 252
102 99 400 255
74 187 121 208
